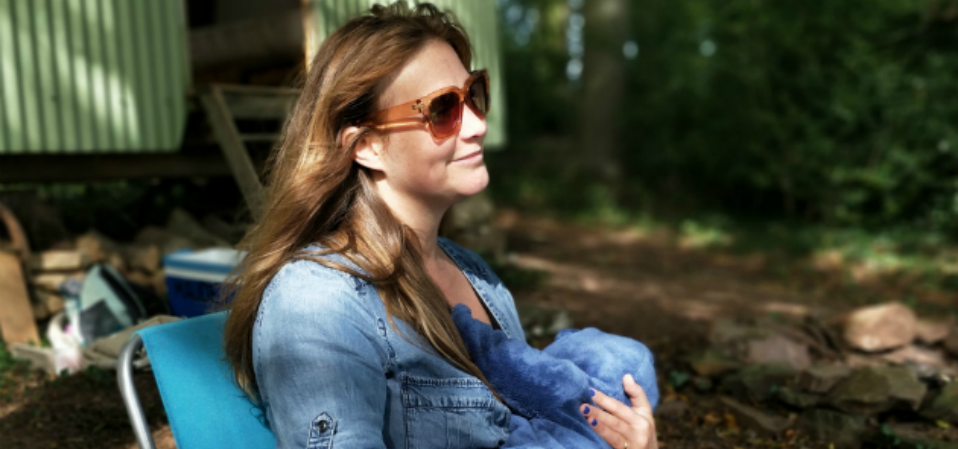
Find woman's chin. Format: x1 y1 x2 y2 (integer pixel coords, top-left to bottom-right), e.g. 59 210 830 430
457 166 490 197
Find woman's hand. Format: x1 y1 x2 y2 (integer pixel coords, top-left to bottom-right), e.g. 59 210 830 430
580 374 658 449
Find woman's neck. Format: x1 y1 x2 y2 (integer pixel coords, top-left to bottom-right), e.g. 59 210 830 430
375 182 449 263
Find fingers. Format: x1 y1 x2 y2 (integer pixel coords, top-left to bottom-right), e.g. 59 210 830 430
582 385 657 449
580 402 631 447
623 374 653 417
589 385 635 420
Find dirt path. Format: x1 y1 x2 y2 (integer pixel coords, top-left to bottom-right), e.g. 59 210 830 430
501 214 840 341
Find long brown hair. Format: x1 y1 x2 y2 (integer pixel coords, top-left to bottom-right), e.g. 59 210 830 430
222 2 495 398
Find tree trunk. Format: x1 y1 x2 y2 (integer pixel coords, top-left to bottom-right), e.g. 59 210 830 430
578 0 630 192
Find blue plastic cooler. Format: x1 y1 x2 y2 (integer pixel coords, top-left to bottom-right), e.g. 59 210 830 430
163 248 245 317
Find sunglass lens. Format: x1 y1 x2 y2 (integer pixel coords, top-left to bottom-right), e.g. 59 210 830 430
429 92 462 135
468 76 489 117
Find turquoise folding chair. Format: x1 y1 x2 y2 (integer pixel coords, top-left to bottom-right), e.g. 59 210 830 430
117 311 276 449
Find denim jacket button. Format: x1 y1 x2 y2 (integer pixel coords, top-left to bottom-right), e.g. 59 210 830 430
318 420 329 432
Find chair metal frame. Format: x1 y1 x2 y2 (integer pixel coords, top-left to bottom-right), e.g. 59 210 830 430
117 334 156 449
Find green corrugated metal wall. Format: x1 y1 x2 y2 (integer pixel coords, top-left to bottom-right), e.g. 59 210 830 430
304 0 506 148
0 0 190 154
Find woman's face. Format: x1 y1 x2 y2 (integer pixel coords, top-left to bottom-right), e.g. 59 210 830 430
363 40 489 208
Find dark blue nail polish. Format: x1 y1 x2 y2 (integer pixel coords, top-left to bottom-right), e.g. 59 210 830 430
583 406 591 414
589 389 595 397
591 419 598 427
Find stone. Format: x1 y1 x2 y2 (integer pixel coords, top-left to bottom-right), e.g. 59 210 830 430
944 330 958 358
124 270 154 288
871 423 958 449
201 214 248 245
881 345 947 369
43 291 65 315
105 252 127 274
797 364 852 393
778 385 822 408
920 381 958 424
30 289 65 320
709 318 769 345
844 353 885 369
31 271 84 292
152 270 168 296
747 334 812 371
843 302 916 352
881 366 930 410
654 399 688 419
75 230 118 264
135 226 196 255
827 366 927 414
166 208 230 249
798 408 865 449
29 250 88 272
687 348 740 377
719 396 789 434
916 318 955 344
721 364 797 402
124 244 162 274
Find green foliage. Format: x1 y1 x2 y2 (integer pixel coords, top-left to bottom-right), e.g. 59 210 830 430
0 340 29 391
623 0 958 229
495 0 958 234
669 370 691 388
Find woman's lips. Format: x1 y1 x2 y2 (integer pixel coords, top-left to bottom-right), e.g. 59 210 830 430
453 150 483 162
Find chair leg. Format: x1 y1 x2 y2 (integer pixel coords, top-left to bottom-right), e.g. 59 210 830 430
117 334 157 449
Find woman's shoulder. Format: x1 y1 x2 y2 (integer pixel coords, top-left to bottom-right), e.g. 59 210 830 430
259 248 374 323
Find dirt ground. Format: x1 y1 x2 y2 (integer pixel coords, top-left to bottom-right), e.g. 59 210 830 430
1 212 951 448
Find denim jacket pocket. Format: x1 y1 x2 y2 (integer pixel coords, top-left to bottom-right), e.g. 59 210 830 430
401 374 510 449
306 412 336 449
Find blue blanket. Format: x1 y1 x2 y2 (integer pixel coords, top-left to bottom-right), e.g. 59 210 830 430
452 304 659 448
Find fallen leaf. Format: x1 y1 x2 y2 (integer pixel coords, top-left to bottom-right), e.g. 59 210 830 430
724 412 739 432
703 411 722 425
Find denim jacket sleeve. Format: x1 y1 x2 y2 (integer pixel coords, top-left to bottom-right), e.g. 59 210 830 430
254 259 390 449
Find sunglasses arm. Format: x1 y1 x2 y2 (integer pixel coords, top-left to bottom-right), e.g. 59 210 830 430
360 99 424 127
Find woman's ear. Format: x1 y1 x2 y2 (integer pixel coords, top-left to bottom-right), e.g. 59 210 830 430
343 126 385 171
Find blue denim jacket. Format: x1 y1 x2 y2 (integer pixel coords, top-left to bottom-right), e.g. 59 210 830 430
253 238 525 449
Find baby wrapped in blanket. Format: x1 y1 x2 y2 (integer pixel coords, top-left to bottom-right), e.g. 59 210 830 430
452 304 660 448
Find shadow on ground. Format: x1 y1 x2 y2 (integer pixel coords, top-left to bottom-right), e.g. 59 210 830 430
0 368 171 449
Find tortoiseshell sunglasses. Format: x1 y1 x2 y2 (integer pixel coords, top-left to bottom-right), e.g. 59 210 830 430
360 69 490 140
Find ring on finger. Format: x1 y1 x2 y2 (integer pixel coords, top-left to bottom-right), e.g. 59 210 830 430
623 439 629 449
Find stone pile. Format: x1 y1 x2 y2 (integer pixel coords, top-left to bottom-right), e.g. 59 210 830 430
678 301 958 448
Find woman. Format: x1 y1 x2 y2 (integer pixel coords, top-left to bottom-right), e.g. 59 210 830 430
222 3 657 448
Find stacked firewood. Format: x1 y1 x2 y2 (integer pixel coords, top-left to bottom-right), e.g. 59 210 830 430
24 208 245 321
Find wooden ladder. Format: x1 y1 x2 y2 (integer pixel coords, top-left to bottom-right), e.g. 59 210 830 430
198 84 301 221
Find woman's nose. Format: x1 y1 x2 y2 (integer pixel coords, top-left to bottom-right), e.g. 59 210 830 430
459 102 487 140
